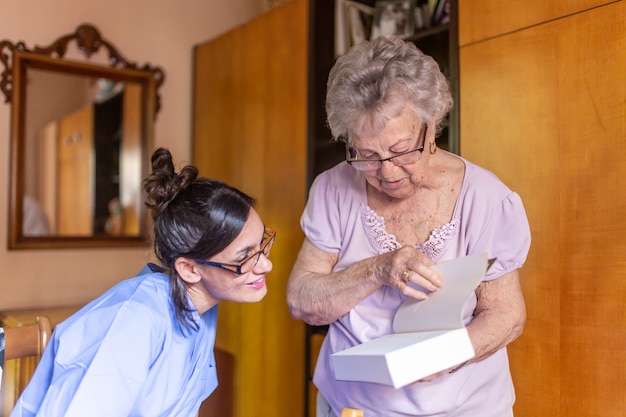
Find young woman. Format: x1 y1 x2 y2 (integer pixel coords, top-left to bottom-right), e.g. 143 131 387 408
11 147 275 417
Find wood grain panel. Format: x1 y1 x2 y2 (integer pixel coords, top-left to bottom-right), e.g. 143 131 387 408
193 27 243 185
459 0 616 46
57 105 94 235
460 23 562 416
555 5 625 416
231 14 272 417
460 2 625 416
193 1 308 416
245 3 308 416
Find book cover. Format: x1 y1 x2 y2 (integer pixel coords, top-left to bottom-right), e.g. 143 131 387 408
431 0 450 25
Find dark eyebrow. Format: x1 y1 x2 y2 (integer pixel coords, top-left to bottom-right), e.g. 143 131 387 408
232 227 266 260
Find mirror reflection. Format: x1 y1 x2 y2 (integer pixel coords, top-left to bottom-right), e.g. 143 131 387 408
23 70 144 238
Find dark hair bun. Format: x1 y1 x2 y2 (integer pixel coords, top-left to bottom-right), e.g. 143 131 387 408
143 147 199 219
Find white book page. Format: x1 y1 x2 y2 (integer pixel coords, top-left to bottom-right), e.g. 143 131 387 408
392 253 489 333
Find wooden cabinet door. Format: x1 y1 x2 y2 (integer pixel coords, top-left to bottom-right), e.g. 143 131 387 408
193 1 309 416
459 0 614 46
460 1 625 415
57 105 94 235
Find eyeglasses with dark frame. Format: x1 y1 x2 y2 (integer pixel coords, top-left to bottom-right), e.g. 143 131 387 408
345 122 428 171
194 227 276 275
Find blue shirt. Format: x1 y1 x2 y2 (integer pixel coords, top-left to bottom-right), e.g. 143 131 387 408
11 265 219 417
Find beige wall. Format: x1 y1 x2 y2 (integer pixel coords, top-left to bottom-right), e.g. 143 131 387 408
0 0 269 309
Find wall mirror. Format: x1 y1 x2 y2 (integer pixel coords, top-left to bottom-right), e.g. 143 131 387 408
1 24 164 249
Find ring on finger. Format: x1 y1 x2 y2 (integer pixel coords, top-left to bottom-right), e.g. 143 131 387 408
402 269 410 282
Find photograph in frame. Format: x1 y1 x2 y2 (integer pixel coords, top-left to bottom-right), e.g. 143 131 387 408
344 1 376 47
335 0 348 57
371 0 416 40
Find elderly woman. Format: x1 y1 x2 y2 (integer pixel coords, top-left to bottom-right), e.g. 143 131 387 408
287 36 531 417
12 148 275 417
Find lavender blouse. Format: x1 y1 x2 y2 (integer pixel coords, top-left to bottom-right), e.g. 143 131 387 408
302 155 531 417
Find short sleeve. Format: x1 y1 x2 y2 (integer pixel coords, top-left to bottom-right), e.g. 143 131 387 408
469 191 531 281
454 161 531 281
301 163 365 254
302 171 341 252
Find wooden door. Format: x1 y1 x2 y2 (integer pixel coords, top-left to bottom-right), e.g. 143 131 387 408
57 105 94 235
193 1 309 415
120 83 142 235
459 1 625 415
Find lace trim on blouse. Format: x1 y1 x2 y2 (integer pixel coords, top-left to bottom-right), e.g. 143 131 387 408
360 203 459 260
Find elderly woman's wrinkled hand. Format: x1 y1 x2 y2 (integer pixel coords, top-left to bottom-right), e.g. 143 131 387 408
376 246 443 300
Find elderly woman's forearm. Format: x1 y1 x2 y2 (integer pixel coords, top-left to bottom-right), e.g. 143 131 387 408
466 305 526 362
287 267 380 325
287 274 341 325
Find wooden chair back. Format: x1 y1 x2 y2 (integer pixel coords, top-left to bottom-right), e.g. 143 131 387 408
1 316 52 415
3 316 52 360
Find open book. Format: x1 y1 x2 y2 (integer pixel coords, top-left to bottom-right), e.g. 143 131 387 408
331 253 491 388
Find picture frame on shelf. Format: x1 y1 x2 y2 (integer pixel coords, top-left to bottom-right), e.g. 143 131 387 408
371 0 416 40
335 0 348 57
414 0 431 31
344 1 375 48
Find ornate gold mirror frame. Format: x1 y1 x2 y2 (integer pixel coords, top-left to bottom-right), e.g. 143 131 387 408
1 23 164 249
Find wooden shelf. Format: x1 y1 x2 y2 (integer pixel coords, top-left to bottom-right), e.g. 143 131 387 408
409 22 450 42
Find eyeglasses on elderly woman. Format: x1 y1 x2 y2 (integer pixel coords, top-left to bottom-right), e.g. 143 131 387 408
345 123 428 171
